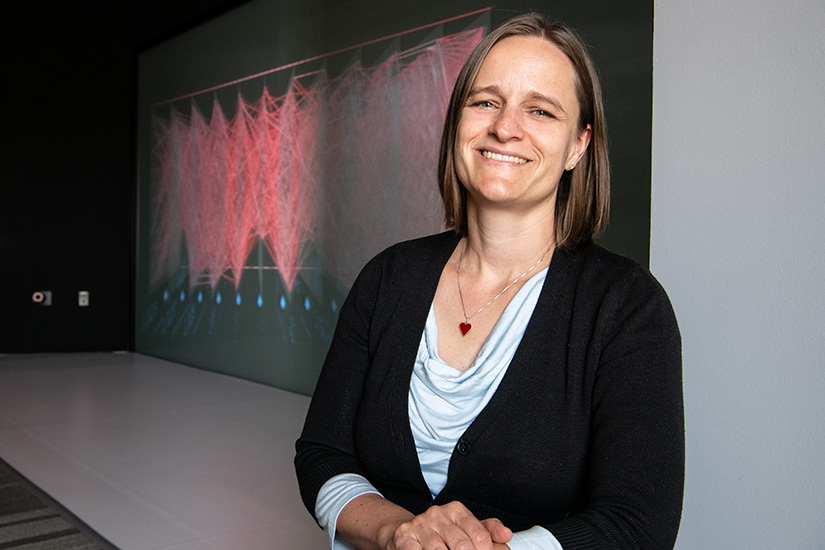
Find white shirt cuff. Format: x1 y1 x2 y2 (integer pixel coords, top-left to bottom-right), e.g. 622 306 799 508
508 525 564 550
315 473 383 549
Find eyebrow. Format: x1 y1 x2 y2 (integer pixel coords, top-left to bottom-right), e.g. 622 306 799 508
468 85 567 115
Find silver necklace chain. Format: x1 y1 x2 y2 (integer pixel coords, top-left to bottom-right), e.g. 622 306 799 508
456 239 555 325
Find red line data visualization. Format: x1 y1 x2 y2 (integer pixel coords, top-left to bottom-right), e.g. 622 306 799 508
149 26 484 297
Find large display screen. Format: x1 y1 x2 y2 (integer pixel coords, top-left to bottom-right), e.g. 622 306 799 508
135 0 652 395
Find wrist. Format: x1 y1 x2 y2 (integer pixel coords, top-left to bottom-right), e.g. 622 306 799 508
374 509 415 550
338 493 413 550
375 521 399 550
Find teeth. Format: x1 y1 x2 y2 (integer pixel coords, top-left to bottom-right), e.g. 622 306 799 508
482 150 528 164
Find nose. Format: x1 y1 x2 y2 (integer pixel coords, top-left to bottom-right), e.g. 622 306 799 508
490 106 523 141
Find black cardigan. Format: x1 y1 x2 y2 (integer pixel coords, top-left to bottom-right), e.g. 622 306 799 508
295 232 684 549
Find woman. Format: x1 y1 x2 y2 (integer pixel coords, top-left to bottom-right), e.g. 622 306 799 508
295 13 684 550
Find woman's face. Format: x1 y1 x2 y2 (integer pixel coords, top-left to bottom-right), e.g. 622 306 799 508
454 35 591 216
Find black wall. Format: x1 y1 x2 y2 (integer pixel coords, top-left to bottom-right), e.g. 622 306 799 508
1 1 245 352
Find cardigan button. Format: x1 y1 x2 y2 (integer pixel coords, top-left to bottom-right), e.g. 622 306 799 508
456 439 471 455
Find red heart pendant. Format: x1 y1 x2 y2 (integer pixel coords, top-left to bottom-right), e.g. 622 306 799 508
459 322 472 336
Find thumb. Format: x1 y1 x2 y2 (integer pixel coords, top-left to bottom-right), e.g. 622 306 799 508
481 518 513 543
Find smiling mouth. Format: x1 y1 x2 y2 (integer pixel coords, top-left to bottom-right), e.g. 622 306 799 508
481 150 529 165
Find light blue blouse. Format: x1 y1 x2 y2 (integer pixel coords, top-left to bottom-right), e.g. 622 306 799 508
316 268 562 550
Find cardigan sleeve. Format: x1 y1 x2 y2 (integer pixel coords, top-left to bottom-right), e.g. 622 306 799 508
548 264 685 549
294 252 384 521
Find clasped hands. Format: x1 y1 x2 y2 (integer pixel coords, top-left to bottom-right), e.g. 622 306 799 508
378 500 512 550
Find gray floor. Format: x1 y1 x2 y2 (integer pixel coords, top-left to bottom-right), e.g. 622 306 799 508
0 352 328 550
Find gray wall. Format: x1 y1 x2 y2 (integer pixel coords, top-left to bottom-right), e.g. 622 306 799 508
651 0 825 547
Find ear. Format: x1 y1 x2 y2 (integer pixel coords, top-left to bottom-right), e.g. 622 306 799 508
567 124 592 170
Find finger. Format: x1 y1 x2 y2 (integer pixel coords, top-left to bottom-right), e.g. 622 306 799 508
455 520 494 549
438 503 494 549
480 518 513 544
444 521 492 550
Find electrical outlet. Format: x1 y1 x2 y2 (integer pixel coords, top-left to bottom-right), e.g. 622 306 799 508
78 291 90 307
32 290 52 306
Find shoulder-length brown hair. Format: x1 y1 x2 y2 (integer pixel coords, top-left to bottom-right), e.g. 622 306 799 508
437 13 609 250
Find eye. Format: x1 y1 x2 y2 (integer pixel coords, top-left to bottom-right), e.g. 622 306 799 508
468 99 496 109
533 109 555 119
